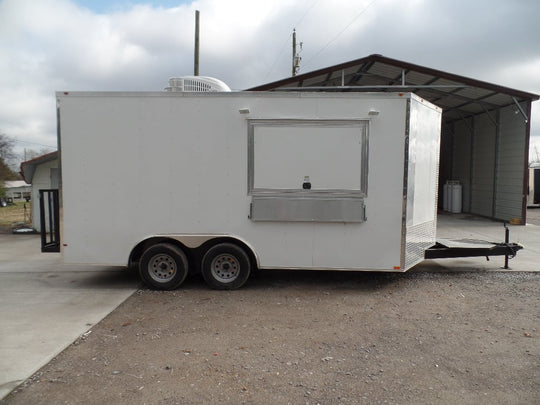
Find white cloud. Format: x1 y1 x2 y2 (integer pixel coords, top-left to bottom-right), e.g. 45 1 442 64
493 58 540 94
0 0 539 161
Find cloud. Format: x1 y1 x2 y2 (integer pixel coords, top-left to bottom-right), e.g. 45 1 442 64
494 58 540 162
0 0 539 160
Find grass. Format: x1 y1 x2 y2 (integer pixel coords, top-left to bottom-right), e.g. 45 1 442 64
0 201 32 226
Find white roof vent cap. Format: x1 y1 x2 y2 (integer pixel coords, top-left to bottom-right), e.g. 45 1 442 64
165 76 231 92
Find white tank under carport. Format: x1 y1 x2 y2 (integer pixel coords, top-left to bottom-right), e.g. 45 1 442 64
443 180 462 213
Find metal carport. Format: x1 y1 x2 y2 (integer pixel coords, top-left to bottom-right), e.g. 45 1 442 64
248 54 539 224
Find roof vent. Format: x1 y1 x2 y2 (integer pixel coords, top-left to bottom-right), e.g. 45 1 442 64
165 76 231 92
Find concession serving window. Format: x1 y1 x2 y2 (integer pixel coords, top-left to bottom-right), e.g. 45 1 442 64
247 119 369 222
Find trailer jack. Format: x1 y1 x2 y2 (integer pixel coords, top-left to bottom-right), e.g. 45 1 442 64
424 222 523 269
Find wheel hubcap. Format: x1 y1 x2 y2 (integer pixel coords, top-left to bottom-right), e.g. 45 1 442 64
210 254 239 283
148 254 176 283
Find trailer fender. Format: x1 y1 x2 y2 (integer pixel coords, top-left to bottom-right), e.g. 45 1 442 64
128 234 260 270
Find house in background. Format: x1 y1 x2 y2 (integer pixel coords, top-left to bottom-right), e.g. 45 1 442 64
3 180 32 201
20 151 59 232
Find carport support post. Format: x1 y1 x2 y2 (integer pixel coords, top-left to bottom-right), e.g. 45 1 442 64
492 110 500 218
504 222 509 269
522 101 533 225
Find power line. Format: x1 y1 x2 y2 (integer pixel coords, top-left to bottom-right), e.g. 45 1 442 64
263 0 321 80
295 0 321 29
263 33 294 81
14 138 56 149
303 0 378 70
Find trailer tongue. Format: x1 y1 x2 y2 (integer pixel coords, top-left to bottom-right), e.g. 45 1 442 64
425 224 523 269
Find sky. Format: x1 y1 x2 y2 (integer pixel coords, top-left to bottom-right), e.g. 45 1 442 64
1 0 539 164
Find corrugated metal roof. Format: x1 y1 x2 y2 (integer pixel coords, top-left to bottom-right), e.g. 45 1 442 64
248 54 539 122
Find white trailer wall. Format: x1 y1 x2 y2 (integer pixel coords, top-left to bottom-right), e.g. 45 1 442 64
58 92 440 270
403 96 441 269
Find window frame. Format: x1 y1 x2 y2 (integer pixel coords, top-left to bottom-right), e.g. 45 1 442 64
247 118 369 197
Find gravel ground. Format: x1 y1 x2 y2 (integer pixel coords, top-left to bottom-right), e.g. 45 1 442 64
2 267 539 405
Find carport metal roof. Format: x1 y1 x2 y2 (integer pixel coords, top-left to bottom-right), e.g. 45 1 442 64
248 54 539 122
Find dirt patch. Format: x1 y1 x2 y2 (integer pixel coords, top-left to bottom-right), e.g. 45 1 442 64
2 269 539 404
0 202 32 228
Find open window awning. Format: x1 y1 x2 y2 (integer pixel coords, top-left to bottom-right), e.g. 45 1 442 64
248 54 539 122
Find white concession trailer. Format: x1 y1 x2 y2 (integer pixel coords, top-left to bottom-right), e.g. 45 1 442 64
52 89 519 290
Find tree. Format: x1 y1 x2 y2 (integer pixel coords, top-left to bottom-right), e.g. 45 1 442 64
0 159 17 198
0 133 16 163
22 147 55 162
0 133 19 186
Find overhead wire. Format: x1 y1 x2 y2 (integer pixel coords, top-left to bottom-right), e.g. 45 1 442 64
14 138 56 149
263 0 321 80
302 0 378 70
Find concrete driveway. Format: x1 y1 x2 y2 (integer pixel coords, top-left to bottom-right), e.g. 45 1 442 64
0 234 139 400
427 211 540 273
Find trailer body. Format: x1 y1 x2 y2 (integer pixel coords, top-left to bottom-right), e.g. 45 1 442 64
57 91 442 287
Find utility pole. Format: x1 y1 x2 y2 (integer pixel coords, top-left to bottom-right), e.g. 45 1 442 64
194 10 200 76
292 29 302 76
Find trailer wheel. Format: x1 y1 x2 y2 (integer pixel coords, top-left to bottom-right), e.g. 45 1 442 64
139 243 189 290
201 243 251 290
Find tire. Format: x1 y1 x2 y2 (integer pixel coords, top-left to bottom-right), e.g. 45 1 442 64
201 243 251 290
139 243 189 290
